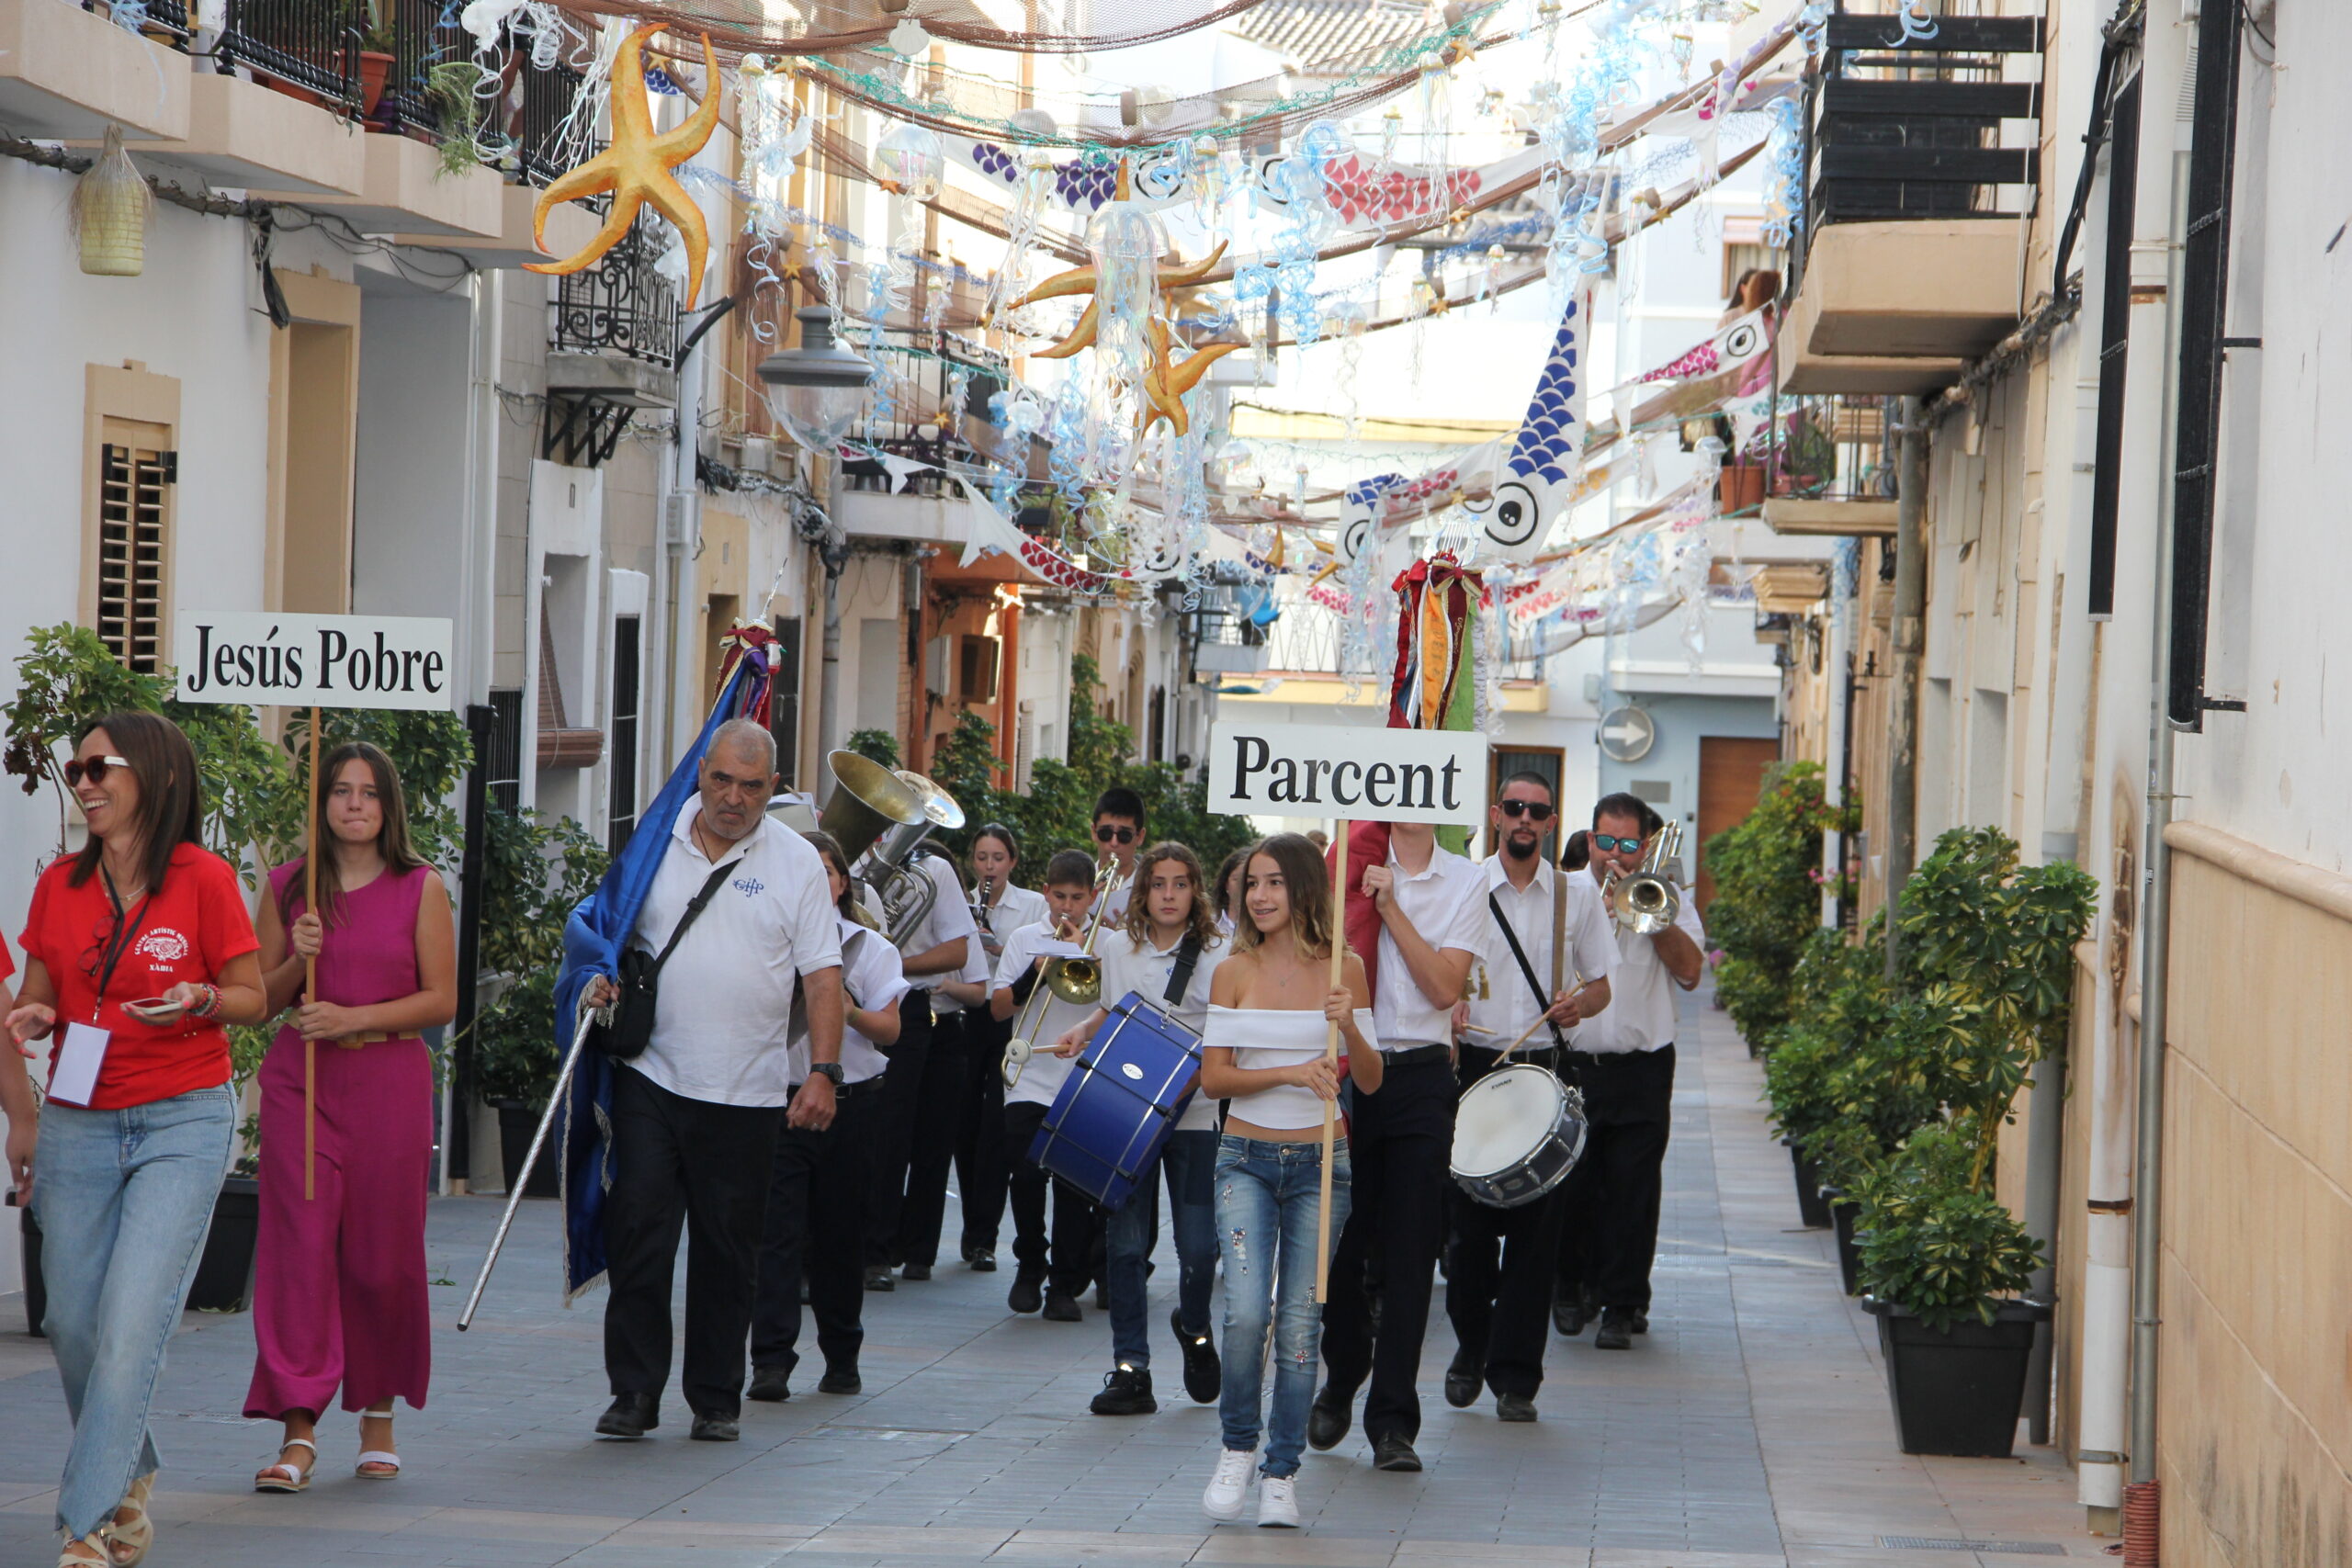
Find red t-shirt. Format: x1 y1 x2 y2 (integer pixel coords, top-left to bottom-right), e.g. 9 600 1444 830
17 843 259 1110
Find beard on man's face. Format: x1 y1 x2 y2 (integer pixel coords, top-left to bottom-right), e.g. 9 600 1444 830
1502 828 1541 862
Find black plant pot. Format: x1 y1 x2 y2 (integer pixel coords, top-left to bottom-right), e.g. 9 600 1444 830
497 1103 560 1199
187 1177 261 1313
1865 1296 2051 1457
1788 1142 1830 1228
1827 1190 1862 1296
19 1208 45 1337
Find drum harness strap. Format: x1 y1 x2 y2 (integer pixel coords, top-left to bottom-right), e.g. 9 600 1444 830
1487 894 1574 1071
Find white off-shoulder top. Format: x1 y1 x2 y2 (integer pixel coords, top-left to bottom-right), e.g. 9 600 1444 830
1204 1004 1381 1130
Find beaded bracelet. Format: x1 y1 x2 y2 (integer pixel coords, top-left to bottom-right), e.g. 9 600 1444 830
192 983 220 1021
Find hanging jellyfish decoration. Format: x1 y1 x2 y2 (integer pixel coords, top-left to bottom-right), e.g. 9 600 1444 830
528 25 720 307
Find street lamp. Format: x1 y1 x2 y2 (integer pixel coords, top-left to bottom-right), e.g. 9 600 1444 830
758 305 871 448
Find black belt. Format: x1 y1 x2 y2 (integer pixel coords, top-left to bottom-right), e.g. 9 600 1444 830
1464 1041 1558 1067
1381 1043 1453 1067
789 1075 885 1100
1566 1044 1671 1066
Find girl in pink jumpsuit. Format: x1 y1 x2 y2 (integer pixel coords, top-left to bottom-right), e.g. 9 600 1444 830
243 741 456 1490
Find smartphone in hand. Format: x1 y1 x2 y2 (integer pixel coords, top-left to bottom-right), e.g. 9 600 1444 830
121 998 186 1027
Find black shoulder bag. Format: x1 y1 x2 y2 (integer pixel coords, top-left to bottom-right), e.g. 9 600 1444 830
600 858 740 1061
1487 892 1566 1053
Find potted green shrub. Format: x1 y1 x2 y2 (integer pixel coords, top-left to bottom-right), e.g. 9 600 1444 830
1704 761 1848 1058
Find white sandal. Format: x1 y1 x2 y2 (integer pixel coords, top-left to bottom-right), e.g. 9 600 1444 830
254 1437 315 1494
106 1473 153 1567
356 1404 400 1480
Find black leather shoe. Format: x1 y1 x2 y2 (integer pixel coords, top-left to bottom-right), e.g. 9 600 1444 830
1442 1352 1481 1409
1372 1434 1422 1472
689 1414 740 1441
818 1363 862 1395
1090 1366 1157 1415
746 1366 791 1403
1043 1289 1084 1322
901 1262 933 1282
595 1393 659 1438
1594 1307 1634 1350
865 1264 897 1292
1553 1291 1591 1337
1631 1310 1649 1335
1496 1393 1538 1423
1306 1388 1351 1451
1009 1273 1044 1314
965 1245 998 1272
1171 1308 1220 1404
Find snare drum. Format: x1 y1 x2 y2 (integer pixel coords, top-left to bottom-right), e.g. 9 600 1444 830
1028 991 1204 1210
1450 1062 1587 1208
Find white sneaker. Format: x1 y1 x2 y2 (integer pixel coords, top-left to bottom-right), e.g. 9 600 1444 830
1203 1448 1255 1521
1257 1473 1300 1529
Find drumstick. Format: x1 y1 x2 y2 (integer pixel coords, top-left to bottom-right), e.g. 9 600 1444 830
1313 819 1349 1306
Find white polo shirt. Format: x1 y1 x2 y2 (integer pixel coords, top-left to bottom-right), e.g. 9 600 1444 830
1370 840 1488 1050
993 919 1099 1110
1097 925 1228 1132
1468 856 1618 1048
1568 871 1707 1055
893 852 978 993
631 802 843 1108
787 918 908 1086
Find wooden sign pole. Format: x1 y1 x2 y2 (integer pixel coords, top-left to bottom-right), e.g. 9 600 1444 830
304 705 319 1202
1313 818 1350 1304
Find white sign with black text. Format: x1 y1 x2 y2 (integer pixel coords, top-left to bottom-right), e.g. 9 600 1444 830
173 612 456 711
1207 721 1488 826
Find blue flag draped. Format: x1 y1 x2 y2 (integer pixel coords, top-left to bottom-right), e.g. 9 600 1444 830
554 655 767 1300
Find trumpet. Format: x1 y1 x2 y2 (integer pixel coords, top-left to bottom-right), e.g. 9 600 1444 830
1606 819 1684 935
1002 856 1123 1087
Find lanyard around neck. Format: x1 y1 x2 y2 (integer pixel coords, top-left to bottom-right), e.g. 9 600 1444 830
93 866 154 1022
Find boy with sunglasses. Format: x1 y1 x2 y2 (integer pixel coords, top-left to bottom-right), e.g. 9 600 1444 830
1090 787 1145 924
1444 772 1616 1421
1556 792 1705 1350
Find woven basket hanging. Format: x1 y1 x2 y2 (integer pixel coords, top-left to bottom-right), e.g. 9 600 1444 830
73 124 152 277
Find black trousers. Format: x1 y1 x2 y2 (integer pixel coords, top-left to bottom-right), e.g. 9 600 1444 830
1321 1055 1456 1443
602 1064 782 1420
1555 1044 1676 1313
1002 1099 1098 1294
751 1077 881 1377
1447 1044 1567 1397
894 1007 966 1268
864 991 934 1267
954 1006 1010 1254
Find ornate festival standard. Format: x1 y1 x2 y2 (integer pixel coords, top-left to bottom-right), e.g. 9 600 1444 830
527 25 722 308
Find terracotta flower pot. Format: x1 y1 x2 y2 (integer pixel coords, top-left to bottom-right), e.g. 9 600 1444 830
356 50 396 118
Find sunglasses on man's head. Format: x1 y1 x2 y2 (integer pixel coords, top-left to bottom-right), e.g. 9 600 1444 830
1497 799 1555 822
64 755 130 788
1095 825 1137 845
1591 833 1645 853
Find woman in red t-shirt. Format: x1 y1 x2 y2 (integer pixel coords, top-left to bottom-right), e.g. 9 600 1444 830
1 712 266 1568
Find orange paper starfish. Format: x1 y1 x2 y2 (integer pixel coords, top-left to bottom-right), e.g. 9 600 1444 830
1139 319 1240 437
1001 241 1229 359
526 25 720 307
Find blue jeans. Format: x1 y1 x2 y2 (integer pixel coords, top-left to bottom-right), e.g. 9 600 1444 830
1104 1129 1217 1369
33 1086 235 1538
1214 1134 1351 1479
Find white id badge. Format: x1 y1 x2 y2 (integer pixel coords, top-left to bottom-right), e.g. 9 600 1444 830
48 1023 111 1108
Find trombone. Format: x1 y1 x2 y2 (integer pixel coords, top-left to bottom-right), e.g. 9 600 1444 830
1001 855 1122 1087
1606 820 1684 935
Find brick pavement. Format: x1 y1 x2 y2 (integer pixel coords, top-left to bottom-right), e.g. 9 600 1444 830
0 989 2098 1567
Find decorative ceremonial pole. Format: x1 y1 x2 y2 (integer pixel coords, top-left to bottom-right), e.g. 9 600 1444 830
1313 818 1349 1304
304 705 319 1201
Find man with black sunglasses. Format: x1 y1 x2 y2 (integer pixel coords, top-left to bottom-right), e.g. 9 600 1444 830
1556 792 1704 1350
1090 787 1146 924
1444 772 1615 1421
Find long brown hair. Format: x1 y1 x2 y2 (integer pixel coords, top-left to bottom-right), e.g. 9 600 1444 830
1229 833 1337 962
69 711 203 894
1120 840 1222 952
281 741 428 927
803 830 876 930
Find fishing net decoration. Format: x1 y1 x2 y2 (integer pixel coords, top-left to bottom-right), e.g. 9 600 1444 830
553 0 1272 59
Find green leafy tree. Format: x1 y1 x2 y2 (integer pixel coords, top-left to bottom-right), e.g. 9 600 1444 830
846 728 901 769
1703 760 1849 1048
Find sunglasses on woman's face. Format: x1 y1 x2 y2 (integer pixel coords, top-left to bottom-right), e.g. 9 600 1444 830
64 755 131 788
1497 799 1555 822
1591 833 1645 854
1095 825 1137 845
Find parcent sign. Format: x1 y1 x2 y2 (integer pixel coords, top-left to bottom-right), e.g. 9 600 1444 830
1207 721 1488 826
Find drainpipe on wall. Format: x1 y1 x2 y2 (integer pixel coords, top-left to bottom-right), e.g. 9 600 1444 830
1881 397 1928 977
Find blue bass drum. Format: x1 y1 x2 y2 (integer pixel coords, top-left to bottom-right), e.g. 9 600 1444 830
1028 990 1203 1210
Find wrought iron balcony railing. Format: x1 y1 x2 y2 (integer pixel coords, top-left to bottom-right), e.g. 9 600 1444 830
217 0 363 115
549 206 681 367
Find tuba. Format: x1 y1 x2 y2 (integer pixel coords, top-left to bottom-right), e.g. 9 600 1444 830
819 752 967 948
1606 819 1684 935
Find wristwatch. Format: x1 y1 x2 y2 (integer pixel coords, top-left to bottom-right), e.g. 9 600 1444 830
808 1062 845 1087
